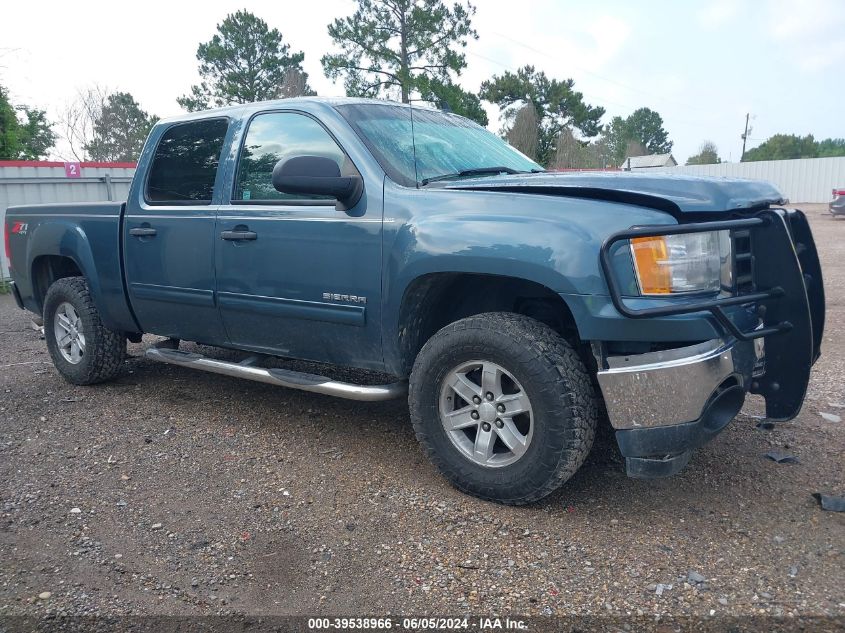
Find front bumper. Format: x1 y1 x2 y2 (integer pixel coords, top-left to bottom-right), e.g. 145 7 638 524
597 337 755 478
596 208 825 477
597 337 757 430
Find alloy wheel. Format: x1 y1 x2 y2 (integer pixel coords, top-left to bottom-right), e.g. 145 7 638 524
438 360 534 468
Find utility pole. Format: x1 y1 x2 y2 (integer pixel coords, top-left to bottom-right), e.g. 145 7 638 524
740 113 750 162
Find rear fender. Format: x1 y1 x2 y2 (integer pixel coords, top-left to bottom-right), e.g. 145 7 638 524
26 221 109 324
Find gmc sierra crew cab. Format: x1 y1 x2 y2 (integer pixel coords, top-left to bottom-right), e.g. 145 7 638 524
4 98 825 504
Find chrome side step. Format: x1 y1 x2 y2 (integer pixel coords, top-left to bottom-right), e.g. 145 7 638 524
145 347 407 402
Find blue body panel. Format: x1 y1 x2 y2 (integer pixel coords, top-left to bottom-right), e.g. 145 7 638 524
209 105 388 369
4 202 139 332
4 97 783 378
120 110 240 344
123 205 226 343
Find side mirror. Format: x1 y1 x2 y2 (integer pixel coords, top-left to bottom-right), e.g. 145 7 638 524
271 156 363 211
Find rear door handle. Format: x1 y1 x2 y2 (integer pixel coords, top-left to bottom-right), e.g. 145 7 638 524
129 227 157 237
221 230 257 241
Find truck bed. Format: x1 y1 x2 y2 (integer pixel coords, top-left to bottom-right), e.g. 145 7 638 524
5 201 138 333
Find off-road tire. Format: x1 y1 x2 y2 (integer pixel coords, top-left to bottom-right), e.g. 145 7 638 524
409 312 598 505
43 276 125 385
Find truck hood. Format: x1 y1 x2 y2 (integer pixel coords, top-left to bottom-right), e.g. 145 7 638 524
443 171 787 215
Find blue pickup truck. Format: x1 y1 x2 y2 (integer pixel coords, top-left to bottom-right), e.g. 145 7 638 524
4 98 825 504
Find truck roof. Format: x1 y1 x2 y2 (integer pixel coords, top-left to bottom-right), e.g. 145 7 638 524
156 96 434 125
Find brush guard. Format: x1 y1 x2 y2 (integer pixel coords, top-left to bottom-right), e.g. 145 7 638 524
599 209 824 421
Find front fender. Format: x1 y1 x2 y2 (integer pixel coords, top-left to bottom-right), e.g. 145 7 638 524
383 185 677 299
380 184 679 367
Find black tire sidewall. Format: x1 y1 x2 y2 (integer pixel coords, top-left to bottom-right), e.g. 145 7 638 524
410 315 592 503
43 278 121 385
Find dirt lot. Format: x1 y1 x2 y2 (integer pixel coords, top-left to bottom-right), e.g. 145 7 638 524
0 205 843 625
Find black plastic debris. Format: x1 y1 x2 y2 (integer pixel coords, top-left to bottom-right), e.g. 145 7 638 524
812 493 845 512
755 421 776 431
764 451 799 464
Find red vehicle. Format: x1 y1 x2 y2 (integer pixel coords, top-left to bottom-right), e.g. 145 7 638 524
832 188 845 217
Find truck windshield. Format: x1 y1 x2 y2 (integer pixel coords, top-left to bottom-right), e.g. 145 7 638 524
336 103 542 188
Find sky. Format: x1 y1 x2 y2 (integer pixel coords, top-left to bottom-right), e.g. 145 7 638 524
1 0 843 163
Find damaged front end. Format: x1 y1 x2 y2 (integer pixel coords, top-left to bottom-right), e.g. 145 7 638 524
596 208 825 478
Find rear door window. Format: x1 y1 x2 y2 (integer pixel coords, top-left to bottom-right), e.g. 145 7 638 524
146 118 228 204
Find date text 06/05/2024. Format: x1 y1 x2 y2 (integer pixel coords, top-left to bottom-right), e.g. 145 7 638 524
307 617 529 630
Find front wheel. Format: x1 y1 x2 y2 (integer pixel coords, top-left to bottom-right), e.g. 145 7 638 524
43 277 126 385
409 312 598 505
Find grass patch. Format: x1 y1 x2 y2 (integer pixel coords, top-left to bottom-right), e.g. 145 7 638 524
0 279 11 295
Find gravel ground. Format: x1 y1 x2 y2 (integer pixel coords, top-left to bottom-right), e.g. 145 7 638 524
0 205 843 625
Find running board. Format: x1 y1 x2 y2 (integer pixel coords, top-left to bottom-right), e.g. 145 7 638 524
144 347 407 402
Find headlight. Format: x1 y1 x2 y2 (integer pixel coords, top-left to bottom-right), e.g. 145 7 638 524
630 230 732 295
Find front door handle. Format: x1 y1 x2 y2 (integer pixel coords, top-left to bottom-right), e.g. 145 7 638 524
129 227 157 237
221 230 257 241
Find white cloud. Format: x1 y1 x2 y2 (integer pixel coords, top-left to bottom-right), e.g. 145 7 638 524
768 0 842 37
584 15 632 68
766 0 845 71
697 0 741 28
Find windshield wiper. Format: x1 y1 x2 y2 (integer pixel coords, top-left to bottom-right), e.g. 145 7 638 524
421 166 528 186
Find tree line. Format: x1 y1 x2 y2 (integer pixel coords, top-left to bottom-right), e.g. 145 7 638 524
1 1 843 167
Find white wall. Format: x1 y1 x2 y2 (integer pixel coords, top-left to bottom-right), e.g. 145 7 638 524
654 156 845 204
1 164 135 280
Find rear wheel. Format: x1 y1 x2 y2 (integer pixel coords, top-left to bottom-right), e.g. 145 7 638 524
409 312 598 505
43 277 125 385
